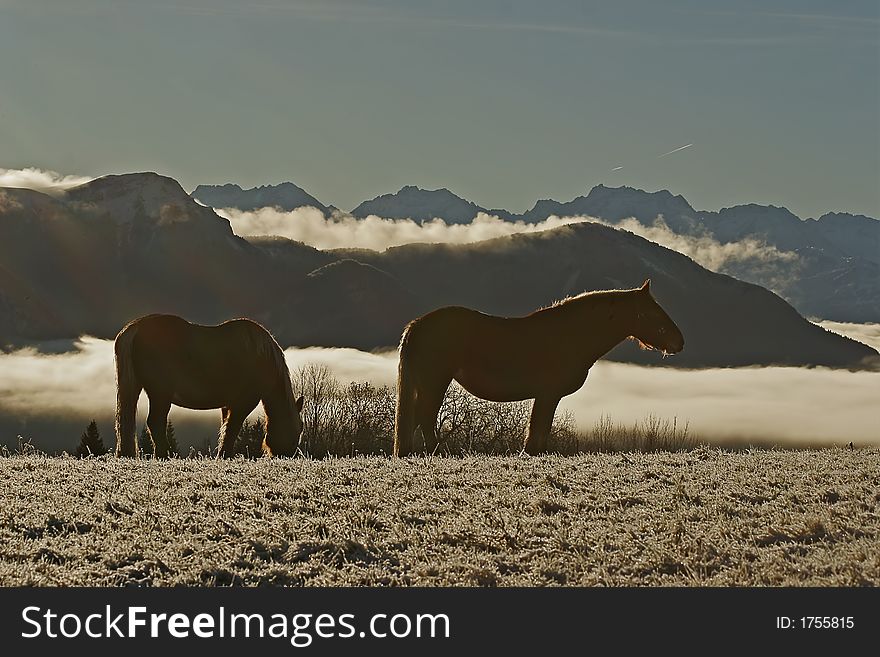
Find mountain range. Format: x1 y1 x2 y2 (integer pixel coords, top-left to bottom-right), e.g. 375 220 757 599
191 181 880 323
0 172 875 370
192 182 336 216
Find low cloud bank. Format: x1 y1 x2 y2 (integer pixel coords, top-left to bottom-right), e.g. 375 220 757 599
1 338 876 452
593 217 799 272
564 361 877 447
220 206 797 275
283 346 398 386
219 207 587 251
0 167 93 196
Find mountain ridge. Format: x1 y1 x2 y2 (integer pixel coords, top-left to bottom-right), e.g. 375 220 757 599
190 177 876 227
192 181 336 215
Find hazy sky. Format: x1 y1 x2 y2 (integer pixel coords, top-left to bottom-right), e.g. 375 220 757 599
1 0 877 218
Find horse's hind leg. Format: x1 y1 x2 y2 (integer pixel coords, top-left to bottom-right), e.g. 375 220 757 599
414 376 451 454
115 383 142 458
146 398 172 458
523 396 560 456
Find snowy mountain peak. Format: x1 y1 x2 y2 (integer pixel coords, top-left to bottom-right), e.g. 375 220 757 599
66 172 190 204
55 172 232 236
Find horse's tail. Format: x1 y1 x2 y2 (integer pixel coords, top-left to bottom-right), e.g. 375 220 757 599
114 320 142 457
393 322 418 457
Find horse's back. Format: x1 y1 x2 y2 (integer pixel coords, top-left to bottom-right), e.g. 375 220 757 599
123 314 269 345
127 314 198 353
403 306 542 352
401 306 527 370
119 313 191 339
402 306 488 349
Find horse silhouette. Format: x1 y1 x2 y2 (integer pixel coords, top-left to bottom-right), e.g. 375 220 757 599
114 314 304 458
393 280 684 456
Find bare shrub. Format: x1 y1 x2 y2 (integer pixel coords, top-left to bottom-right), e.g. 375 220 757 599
292 363 340 455
292 365 396 457
636 414 693 452
435 383 531 454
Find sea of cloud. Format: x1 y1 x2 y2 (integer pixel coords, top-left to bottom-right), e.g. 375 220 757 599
1 336 877 452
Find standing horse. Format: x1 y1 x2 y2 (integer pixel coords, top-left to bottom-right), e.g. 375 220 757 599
114 314 304 458
393 280 684 456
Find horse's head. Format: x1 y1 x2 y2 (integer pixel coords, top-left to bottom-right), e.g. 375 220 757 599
629 280 684 356
264 394 304 457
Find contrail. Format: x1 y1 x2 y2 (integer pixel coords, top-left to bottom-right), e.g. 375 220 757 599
611 166 624 171
657 143 693 158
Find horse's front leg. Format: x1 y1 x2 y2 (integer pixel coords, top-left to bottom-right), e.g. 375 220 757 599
147 399 172 458
522 396 560 456
217 407 246 458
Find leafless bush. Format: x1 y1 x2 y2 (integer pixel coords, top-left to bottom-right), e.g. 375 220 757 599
435 383 531 454
292 365 396 456
547 410 581 455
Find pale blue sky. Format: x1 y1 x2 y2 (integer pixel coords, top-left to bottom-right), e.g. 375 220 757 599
1 0 877 218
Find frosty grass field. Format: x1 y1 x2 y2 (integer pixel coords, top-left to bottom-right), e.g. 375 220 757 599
1 449 878 586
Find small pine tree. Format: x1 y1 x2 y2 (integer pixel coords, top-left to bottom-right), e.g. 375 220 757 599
234 417 266 458
75 419 107 457
166 420 179 457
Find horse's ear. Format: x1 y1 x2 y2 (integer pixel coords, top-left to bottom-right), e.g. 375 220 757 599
640 279 651 292
295 395 304 412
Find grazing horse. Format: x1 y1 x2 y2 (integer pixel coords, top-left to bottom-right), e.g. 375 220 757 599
393 280 684 456
114 314 304 458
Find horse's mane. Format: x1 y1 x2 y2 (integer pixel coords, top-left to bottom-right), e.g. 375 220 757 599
539 287 636 313
240 320 296 408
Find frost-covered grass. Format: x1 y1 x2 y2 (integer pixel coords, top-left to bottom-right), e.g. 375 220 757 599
1 449 878 586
